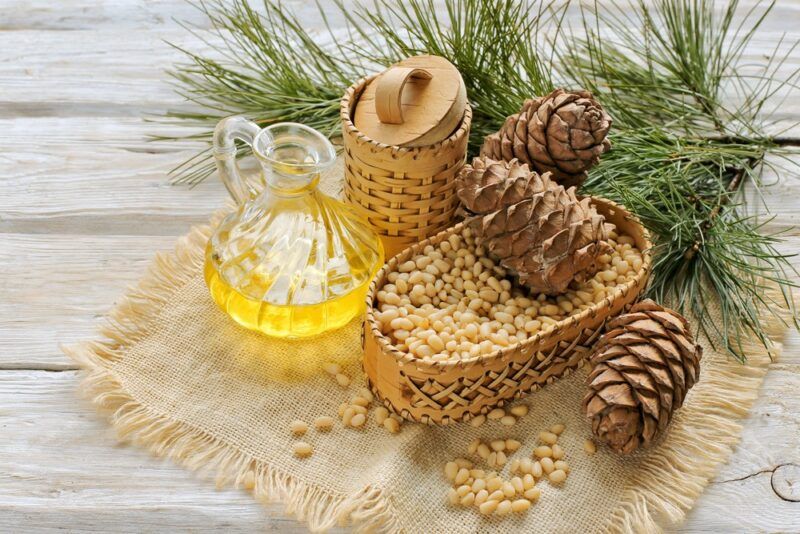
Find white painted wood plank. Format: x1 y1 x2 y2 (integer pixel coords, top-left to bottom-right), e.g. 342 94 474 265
0 369 331 532
0 364 796 532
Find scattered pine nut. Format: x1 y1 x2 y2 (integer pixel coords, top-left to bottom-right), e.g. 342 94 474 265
289 420 308 436
552 444 565 460
511 499 531 512
554 460 569 474
549 469 567 484
293 441 312 458
487 408 505 420
540 457 555 474
550 423 565 435
505 439 521 452
584 439 597 455
350 413 366 428
351 396 370 408
534 445 553 458
469 414 486 427
384 417 401 434
500 415 516 426
510 404 529 417
335 373 351 388
538 431 558 445
375 406 389 425
313 416 334 432
322 362 341 375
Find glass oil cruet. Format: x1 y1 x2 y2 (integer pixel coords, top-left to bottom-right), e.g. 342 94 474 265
205 117 384 338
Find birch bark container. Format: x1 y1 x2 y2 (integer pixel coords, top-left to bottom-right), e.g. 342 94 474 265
341 55 472 258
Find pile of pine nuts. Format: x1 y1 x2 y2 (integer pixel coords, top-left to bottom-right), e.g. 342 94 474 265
444 422 570 516
374 227 644 362
290 362 404 459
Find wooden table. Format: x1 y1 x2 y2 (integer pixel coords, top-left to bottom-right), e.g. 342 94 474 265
2 1 799 531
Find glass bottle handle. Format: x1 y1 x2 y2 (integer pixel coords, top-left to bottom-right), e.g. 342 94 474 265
212 116 262 204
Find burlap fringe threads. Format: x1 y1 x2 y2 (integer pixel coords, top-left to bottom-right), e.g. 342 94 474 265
64 215 791 533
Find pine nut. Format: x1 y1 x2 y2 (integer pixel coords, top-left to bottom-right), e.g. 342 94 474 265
322 362 341 375
510 476 524 494
531 461 543 478
472 478 486 492
522 473 535 490
487 477 503 492
540 457 554 474
456 484 471 497
350 413 366 428
552 444 564 460
460 492 475 507
506 439 521 452
487 408 505 420
490 439 506 452
523 487 541 501
335 373 351 388
488 489 504 502
375 406 389 425
313 416 334 432
496 499 512 516
383 417 401 434
534 446 553 458
549 469 567 484
500 415 516 426
479 500 498 515
474 489 489 506
454 457 472 469
289 420 308 436
510 404 529 417
351 396 370 408
477 443 491 459
584 439 597 455
469 415 486 427
447 487 459 505
444 462 458 481
538 431 558 445
293 441 312 458
468 438 481 454
455 468 470 485
511 499 531 512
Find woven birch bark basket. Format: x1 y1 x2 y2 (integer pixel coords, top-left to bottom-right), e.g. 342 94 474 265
341 74 472 258
363 198 652 425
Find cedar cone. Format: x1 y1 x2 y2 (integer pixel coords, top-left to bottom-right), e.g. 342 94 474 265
456 157 611 294
583 300 702 454
481 89 612 189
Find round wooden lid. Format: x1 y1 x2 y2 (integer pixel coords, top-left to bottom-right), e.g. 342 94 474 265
353 55 467 148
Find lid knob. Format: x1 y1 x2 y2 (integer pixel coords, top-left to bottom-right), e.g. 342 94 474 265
375 67 433 125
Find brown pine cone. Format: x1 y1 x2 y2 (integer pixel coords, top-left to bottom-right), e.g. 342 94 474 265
583 300 702 454
456 157 611 294
481 89 612 189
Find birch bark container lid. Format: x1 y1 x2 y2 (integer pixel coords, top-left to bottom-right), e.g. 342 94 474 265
353 55 467 147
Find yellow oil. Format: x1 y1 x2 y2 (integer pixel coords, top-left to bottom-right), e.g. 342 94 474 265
204 250 378 339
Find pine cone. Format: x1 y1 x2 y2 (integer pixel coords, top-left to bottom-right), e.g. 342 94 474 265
481 89 612 189
583 300 702 454
456 157 611 294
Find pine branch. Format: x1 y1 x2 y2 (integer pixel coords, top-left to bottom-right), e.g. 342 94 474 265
157 0 800 360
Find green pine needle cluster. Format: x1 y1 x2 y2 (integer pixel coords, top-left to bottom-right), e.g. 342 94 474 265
159 0 799 360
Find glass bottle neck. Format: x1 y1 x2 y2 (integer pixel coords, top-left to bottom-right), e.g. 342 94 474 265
264 165 320 197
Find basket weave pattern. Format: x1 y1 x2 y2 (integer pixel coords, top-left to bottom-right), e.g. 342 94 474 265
362 198 652 425
341 75 472 257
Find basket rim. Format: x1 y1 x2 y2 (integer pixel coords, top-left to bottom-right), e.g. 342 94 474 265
363 196 653 371
341 74 473 154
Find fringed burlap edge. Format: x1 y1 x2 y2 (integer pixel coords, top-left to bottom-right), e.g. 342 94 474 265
63 216 793 534
63 218 403 533
604 291 792 533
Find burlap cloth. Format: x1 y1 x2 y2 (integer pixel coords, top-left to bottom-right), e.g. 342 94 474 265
65 167 790 533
